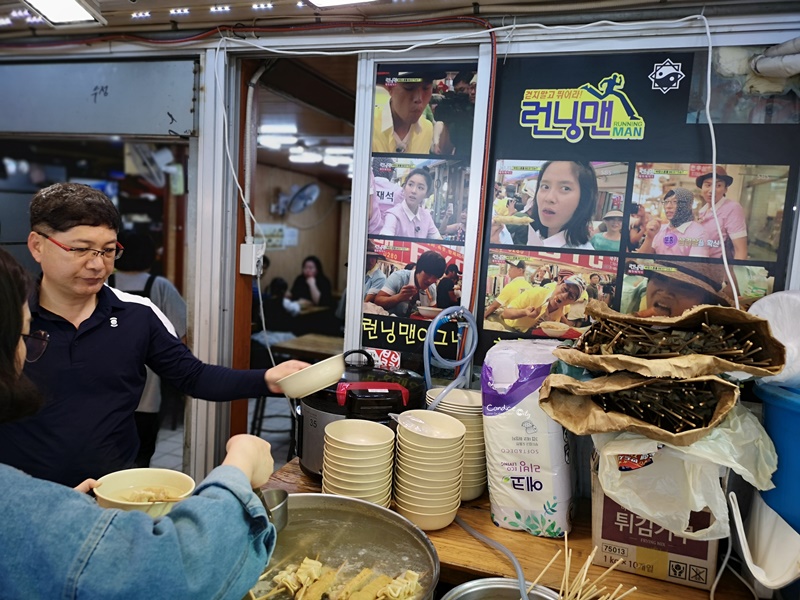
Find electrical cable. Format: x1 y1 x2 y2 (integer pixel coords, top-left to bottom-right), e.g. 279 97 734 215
454 514 532 600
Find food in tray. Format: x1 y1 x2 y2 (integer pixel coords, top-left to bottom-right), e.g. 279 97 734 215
250 559 422 600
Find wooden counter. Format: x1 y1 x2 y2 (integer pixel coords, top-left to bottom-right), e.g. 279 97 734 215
266 459 753 599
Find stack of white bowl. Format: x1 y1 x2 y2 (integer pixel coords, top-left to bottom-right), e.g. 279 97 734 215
322 419 394 508
427 388 487 501
393 409 466 531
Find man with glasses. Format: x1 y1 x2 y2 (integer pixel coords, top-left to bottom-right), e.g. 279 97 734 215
0 183 307 487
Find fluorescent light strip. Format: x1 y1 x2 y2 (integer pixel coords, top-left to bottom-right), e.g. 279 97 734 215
307 0 379 7
21 0 106 25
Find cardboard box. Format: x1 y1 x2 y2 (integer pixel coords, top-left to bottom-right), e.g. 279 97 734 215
591 458 719 590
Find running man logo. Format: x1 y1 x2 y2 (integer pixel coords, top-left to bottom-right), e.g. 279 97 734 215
519 73 645 143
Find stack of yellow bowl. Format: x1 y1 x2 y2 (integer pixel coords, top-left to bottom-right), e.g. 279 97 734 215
426 388 487 501
322 419 394 508
393 409 466 531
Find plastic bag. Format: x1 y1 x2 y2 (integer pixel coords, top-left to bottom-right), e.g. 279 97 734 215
482 339 573 538
592 403 777 540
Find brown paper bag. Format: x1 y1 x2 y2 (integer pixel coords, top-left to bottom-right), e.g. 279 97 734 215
539 372 739 446
554 301 784 379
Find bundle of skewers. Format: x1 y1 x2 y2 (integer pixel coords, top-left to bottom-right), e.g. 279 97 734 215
591 379 717 434
576 317 772 368
524 533 636 600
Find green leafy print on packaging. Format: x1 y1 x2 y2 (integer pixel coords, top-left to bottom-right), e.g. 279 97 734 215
501 497 563 538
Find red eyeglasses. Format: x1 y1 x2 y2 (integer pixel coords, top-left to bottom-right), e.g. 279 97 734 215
36 232 124 261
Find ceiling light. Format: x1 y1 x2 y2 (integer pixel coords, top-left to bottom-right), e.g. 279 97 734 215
306 0 379 7
252 3 273 8
324 146 354 155
258 135 298 149
169 8 190 15
323 155 353 168
259 124 298 135
131 11 150 19
0 18 11 26
289 151 323 164
20 0 106 26
26 15 44 23
210 6 231 12
10 9 30 18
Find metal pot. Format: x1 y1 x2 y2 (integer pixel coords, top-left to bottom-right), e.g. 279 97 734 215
251 493 439 599
297 350 426 478
441 577 559 599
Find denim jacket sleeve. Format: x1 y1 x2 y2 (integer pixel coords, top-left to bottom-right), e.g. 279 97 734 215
0 464 275 600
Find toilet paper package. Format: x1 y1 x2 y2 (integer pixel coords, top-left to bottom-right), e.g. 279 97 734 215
481 339 573 537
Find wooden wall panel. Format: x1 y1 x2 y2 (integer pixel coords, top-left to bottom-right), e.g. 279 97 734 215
253 164 345 295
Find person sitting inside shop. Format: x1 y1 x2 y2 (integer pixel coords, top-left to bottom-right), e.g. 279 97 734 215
374 250 446 317
0 245 282 598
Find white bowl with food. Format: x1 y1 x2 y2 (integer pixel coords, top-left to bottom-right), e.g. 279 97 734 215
539 321 571 338
416 305 444 319
276 353 345 399
94 468 195 517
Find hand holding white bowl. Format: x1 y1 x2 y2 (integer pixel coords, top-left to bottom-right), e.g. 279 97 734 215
265 359 311 393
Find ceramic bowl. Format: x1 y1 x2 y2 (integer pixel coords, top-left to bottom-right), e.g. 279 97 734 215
322 453 393 474
417 306 444 318
394 494 461 515
324 446 395 466
397 410 466 448
94 468 195 517
324 437 395 458
324 419 395 447
276 353 345 398
397 432 464 454
539 321 570 338
395 503 459 531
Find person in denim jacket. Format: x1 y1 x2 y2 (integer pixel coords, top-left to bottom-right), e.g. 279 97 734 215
0 246 279 599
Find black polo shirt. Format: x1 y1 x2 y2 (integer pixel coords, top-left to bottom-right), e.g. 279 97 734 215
0 285 268 487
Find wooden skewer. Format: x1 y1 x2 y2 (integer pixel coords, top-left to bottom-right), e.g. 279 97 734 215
559 548 572 598
522 548 563 599
613 586 637 600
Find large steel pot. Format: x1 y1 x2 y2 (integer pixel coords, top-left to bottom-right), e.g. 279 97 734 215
251 493 439 599
441 577 559 600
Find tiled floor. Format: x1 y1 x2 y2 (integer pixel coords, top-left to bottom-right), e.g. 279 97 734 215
150 396 295 473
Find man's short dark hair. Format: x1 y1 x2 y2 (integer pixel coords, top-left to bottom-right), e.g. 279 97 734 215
445 264 460 275
30 182 121 233
415 251 446 278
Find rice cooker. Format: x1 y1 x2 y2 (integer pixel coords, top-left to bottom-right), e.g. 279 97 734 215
296 350 426 479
